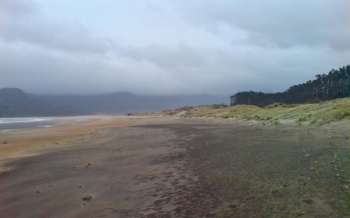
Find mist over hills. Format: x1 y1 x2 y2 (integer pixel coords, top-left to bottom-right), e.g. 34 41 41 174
0 88 227 117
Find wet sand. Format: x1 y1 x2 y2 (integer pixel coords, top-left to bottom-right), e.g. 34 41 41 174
0 116 196 218
0 116 349 217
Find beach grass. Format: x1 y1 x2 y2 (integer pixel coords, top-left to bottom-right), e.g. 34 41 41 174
185 97 350 125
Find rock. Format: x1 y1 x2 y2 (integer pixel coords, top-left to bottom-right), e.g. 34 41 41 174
228 200 239 209
2 141 7 144
271 189 284 197
296 211 305 217
82 194 93 202
229 204 238 209
302 199 313 204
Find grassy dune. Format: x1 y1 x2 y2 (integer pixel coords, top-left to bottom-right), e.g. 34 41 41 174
182 97 350 125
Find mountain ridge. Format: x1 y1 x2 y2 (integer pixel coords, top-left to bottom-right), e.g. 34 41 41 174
0 88 227 117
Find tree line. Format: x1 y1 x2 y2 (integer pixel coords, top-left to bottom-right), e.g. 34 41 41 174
231 65 350 106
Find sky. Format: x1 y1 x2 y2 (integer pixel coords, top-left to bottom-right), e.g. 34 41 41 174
0 0 350 95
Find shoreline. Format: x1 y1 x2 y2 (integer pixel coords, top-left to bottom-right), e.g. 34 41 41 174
0 116 159 165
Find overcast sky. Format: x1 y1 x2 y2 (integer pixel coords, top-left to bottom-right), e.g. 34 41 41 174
0 0 349 95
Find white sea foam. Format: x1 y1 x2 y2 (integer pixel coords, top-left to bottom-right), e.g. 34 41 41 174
0 117 52 124
0 115 102 125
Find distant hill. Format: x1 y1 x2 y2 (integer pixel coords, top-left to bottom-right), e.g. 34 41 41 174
0 88 64 117
231 65 350 106
0 88 227 117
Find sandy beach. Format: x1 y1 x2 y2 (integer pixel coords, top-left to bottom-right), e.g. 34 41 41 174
0 116 349 217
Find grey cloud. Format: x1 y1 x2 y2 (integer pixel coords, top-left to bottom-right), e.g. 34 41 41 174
175 0 350 50
0 21 111 54
0 41 191 95
0 0 110 54
1 0 350 95
0 0 37 16
118 44 206 69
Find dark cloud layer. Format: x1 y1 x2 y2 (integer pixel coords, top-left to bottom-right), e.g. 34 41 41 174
0 0 110 54
202 0 350 50
0 0 349 95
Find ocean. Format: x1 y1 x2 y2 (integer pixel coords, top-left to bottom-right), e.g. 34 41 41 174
0 116 98 131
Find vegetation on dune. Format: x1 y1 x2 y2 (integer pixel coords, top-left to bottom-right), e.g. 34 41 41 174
181 97 350 125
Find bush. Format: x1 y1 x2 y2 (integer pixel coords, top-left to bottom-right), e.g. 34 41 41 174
334 111 350 120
